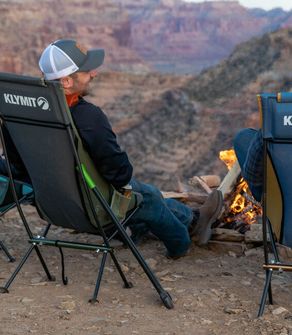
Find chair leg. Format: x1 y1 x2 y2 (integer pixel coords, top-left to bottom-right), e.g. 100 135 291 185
115 227 173 309
109 251 133 289
258 269 273 317
33 245 55 282
0 244 55 293
89 251 108 303
0 240 15 262
0 244 35 293
268 281 273 305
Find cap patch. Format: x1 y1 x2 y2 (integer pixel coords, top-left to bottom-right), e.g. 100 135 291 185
75 43 87 55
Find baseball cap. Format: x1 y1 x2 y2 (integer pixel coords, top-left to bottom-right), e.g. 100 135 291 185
39 39 105 80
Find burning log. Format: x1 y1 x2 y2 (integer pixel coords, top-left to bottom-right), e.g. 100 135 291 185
214 149 262 237
218 160 241 199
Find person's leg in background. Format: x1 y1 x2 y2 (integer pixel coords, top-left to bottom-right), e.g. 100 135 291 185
233 128 263 202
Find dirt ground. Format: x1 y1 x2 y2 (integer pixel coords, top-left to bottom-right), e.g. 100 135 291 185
1 206 292 335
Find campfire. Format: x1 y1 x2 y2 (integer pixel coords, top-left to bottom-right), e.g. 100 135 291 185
215 149 262 234
162 148 262 238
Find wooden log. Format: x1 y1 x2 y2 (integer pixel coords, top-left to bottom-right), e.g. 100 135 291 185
189 176 212 194
189 175 221 188
161 191 207 204
207 240 251 256
218 160 241 199
211 228 244 242
200 175 221 188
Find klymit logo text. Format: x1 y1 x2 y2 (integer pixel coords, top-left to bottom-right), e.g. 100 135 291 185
283 115 292 126
3 94 49 110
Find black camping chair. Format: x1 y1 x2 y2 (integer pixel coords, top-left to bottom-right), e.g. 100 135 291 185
0 175 33 262
0 72 173 309
257 92 292 316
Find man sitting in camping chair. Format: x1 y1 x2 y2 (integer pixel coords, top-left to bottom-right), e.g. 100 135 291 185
0 39 223 260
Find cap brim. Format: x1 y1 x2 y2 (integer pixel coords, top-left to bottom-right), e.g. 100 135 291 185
78 49 105 72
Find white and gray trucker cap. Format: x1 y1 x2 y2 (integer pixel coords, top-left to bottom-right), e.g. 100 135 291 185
39 39 105 80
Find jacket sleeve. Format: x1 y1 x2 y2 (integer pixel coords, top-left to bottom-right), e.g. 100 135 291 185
71 102 133 189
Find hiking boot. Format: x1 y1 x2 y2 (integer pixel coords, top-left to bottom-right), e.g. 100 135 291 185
192 189 223 246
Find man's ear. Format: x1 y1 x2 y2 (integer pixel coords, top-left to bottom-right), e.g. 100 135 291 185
60 76 74 91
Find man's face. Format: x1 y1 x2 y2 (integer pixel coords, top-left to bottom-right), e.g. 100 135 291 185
70 69 98 96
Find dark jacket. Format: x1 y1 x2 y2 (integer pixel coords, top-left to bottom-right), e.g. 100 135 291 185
70 98 133 189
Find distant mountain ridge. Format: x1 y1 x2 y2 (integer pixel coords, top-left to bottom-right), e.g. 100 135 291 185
108 28 292 189
1 0 292 75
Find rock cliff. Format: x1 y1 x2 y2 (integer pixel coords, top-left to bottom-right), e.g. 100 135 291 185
1 0 292 75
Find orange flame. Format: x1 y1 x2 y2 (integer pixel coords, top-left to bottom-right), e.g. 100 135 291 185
219 149 237 170
219 149 262 230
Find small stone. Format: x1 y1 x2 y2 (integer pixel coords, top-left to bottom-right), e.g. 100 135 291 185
240 280 251 286
161 276 176 282
20 297 34 304
224 307 244 314
30 276 43 284
121 264 129 273
201 319 212 325
118 319 129 325
59 300 76 312
224 319 238 326
156 269 170 277
272 307 288 315
228 251 237 258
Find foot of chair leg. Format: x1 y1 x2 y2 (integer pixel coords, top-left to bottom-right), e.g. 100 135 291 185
47 275 56 282
88 298 99 304
0 287 9 294
160 291 174 309
8 256 16 263
123 281 133 289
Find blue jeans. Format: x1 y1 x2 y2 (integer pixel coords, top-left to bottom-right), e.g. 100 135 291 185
128 179 194 258
233 128 262 202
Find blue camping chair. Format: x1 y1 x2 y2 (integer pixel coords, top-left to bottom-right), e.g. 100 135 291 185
0 175 33 261
257 92 292 316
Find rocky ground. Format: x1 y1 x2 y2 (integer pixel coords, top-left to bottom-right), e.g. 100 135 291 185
1 206 292 335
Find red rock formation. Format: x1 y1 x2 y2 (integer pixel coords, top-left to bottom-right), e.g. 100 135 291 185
1 0 291 75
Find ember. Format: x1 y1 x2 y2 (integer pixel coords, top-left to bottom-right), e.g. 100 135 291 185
216 149 262 234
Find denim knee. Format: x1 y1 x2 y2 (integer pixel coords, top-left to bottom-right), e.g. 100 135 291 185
233 128 258 170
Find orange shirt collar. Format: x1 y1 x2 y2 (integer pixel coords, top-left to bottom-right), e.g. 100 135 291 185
66 93 80 107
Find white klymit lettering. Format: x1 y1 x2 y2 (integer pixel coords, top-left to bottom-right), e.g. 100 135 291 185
3 94 40 108
19 95 30 106
14 95 20 105
283 115 292 126
4 93 12 104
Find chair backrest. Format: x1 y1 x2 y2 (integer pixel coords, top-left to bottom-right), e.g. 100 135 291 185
259 92 292 247
0 72 134 233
